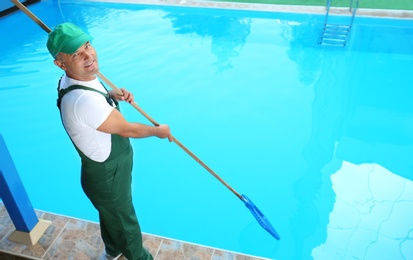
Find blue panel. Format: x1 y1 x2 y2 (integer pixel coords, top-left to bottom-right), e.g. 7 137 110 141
0 0 14 12
0 133 38 232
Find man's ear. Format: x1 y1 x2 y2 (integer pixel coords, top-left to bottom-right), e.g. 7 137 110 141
54 59 65 70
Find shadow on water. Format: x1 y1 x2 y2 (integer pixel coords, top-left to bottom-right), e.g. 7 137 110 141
164 12 251 72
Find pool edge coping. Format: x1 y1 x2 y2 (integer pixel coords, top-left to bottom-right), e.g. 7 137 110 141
63 0 413 19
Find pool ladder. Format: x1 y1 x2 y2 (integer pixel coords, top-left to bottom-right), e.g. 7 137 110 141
320 0 359 47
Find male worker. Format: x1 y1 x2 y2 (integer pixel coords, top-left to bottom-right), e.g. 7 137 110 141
47 22 172 260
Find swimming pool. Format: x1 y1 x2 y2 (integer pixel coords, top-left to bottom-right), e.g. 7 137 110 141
1 0 413 259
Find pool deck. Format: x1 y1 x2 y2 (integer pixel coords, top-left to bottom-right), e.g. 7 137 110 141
1 1 412 260
89 0 413 19
0 202 269 260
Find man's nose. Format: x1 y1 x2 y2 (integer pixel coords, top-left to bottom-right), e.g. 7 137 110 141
82 51 91 59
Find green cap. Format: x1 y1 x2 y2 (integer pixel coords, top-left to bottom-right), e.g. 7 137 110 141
47 23 93 58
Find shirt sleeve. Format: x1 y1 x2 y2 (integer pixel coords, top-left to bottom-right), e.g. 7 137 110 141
74 91 114 129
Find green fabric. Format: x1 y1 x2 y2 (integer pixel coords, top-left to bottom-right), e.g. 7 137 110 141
57 84 116 109
81 141 152 260
47 23 93 58
57 84 153 260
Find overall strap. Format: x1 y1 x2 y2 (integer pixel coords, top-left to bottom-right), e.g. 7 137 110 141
57 82 117 109
55 80 128 164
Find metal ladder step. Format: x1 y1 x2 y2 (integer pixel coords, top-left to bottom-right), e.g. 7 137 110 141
325 24 350 32
320 24 350 46
319 0 359 47
323 33 348 38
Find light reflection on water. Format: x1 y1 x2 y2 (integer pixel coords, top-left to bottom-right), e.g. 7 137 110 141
1 1 413 259
313 161 413 260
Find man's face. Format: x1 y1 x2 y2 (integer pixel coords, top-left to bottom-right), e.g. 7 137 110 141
54 41 99 81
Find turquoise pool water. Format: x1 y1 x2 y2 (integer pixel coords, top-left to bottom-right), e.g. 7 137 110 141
1 1 413 259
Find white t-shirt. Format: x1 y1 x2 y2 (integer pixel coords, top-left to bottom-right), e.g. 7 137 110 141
58 74 116 162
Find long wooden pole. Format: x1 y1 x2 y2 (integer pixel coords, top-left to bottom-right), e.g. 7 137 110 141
11 0 243 200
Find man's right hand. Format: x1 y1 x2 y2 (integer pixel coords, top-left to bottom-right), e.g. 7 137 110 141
156 124 173 142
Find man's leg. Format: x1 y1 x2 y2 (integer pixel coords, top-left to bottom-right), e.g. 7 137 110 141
81 150 153 260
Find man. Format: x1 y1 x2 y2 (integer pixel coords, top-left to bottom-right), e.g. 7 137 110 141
47 22 172 260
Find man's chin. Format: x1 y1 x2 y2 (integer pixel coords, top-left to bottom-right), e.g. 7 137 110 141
93 64 99 73
86 65 99 75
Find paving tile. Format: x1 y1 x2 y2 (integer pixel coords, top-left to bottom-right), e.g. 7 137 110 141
43 218 103 260
0 208 70 259
212 250 236 260
142 234 163 257
155 238 214 260
0 205 13 243
213 249 270 260
1 201 268 260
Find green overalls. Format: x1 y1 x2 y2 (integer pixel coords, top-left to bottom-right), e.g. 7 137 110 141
57 84 153 260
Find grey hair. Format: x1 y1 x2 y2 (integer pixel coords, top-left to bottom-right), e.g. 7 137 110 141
55 53 65 62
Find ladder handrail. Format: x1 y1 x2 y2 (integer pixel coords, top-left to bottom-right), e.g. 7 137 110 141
324 0 332 26
349 0 359 29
